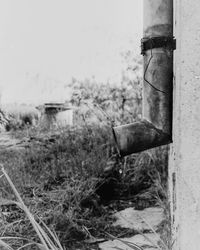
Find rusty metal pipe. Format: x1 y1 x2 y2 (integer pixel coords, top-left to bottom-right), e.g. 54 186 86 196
113 0 173 156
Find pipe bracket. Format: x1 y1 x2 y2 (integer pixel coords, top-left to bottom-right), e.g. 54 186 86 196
141 36 176 55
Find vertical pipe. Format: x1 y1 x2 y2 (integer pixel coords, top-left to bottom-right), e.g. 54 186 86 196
143 0 173 134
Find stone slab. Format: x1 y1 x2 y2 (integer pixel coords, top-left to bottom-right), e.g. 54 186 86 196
113 207 164 231
99 233 159 250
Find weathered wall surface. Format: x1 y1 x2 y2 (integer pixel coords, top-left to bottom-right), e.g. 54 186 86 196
40 109 73 129
170 0 200 249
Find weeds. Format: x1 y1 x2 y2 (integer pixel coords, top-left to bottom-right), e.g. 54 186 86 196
0 124 170 249
0 165 64 250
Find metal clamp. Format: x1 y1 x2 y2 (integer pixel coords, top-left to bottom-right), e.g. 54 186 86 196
141 36 176 55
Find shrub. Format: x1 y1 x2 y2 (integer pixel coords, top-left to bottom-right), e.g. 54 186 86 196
4 105 39 131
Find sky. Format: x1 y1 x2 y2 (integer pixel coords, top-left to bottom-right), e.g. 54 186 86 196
0 0 143 104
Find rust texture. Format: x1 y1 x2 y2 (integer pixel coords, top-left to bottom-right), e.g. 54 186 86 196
143 49 173 134
112 0 173 156
143 0 173 135
113 120 171 157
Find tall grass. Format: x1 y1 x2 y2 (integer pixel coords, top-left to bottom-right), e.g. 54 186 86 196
0 123 170 249
0 165 64 250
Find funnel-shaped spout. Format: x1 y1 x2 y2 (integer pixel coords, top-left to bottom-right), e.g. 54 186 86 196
113 120 172 157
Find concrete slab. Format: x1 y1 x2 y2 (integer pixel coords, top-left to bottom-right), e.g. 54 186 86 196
113 207 164 231
99 233 159 250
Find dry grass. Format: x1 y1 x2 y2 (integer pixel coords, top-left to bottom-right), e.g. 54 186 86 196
0 124 170 249
0 165 64 250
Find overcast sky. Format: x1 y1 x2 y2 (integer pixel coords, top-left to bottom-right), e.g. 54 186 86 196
0 0 143 104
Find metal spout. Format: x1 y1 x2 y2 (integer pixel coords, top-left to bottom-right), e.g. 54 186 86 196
113 120 172 157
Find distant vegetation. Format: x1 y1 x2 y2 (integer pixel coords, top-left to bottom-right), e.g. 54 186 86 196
2 104 39 131
69 55 142 126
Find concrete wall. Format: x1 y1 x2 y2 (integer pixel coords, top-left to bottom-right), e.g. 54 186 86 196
170 0 200 249
40 109 73 129
56 109 73 127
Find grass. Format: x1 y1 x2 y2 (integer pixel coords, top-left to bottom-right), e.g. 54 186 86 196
0 167 154 250
0 124 116 249
0 123 171 250
0 165 65 250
